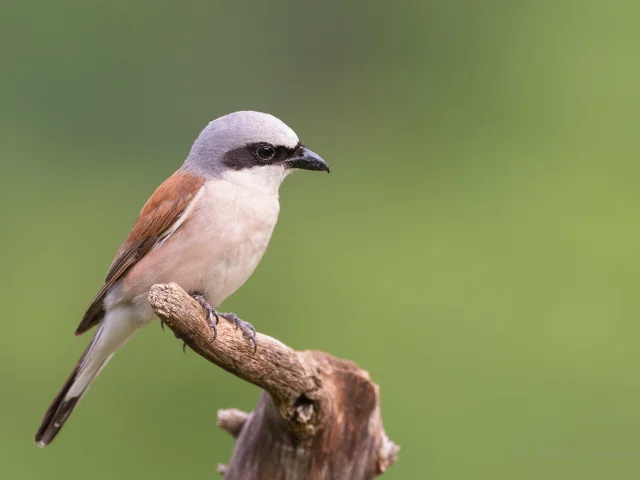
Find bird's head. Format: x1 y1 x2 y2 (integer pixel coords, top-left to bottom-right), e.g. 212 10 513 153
182 111 329 192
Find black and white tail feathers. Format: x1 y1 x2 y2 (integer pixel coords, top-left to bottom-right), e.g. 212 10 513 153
35 309 139 447
34 360 85 447
35 326 110 447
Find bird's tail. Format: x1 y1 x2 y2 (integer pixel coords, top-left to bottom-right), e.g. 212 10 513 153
35 307 139 447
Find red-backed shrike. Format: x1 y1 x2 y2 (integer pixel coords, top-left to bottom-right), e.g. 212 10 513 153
35 111 329 447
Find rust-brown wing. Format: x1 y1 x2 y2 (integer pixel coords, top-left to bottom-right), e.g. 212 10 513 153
75 171 205 335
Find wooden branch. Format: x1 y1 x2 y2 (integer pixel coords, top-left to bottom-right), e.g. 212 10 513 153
149 283 399 479
216 408 249 438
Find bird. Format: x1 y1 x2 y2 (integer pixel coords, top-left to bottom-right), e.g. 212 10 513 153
34 111 329 447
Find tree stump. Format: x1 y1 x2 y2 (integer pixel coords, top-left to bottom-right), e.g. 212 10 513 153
149 283 399 479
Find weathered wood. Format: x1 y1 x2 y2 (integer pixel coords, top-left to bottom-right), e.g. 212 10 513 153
217 408 249 438
149 283 399 479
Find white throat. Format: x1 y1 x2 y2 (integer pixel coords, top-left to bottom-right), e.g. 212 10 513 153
221 165 290 195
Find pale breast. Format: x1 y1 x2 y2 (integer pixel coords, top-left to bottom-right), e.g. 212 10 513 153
119 179 280 320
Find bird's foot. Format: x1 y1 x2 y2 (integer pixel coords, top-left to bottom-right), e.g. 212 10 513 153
219 312 257 353
191 292 220 341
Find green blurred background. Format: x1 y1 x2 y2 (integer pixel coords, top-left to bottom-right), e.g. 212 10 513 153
1 0 639 478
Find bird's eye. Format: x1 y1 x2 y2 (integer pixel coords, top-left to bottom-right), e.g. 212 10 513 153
256 145 276 161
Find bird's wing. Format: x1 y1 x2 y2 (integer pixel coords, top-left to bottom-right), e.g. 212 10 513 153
75 171 206 335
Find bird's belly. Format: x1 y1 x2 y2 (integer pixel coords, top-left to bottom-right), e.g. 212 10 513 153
199 223 274 305
118 184 279 320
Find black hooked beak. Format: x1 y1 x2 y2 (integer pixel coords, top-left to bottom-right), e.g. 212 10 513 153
285 146 330 173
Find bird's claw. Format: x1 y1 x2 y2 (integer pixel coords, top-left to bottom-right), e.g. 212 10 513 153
191 293 219 342
206 307 219 342
189 294 257 353
219 312 258 353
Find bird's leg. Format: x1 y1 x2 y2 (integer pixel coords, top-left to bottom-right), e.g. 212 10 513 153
190 292 220 341
218 312 257 353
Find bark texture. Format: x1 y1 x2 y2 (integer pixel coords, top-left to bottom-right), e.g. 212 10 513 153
149 283 399 479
